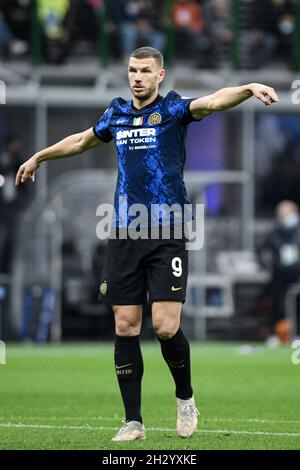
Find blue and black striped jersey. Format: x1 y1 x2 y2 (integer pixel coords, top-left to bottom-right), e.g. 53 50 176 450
93 90 200 227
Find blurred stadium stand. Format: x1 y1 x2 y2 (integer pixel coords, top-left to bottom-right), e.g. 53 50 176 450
1 0 300 342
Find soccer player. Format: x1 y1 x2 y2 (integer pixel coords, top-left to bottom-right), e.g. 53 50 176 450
15 47 279 442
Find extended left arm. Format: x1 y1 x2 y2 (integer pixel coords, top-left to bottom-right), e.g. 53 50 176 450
190 83 279 120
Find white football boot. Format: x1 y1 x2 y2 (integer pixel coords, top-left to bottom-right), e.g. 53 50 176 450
112 420 146 441
176 396 199 438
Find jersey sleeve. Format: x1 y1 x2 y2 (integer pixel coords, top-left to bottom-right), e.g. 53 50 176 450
93 101 114 143
166 91 201 126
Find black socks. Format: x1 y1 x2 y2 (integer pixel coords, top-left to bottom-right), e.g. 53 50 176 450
114 329 192 423
114 335 144 423
157 328 193 400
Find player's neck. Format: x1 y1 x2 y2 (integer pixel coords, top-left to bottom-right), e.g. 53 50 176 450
132 91 159 110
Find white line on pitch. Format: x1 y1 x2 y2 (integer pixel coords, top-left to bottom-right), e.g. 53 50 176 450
0 422 300 438
0 416 300 425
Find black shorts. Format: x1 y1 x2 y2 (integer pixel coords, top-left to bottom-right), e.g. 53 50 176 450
98 226 188 305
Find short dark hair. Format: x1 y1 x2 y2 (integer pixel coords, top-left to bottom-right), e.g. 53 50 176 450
130 47 164 68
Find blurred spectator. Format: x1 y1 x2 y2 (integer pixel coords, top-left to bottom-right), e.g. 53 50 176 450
108 0 166 61
0 135 31 273
37 0 71 63
0 134 33 209
260 139 300 211
259 200 300 344
172 0 211 66
0 11 15 58
248 0 295 69
0 134 22 205
275 0 296 64
204 0 231 66
0 0 31 40
0 0 30 59
87 0 102 15
66 0 100 55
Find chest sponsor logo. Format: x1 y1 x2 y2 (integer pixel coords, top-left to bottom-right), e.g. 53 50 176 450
116 128 156 139
148 112 162 125
116 127 157 148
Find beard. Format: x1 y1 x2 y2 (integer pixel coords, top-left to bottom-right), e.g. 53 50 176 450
131 85 156 101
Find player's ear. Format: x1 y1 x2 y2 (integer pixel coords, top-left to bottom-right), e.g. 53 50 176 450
158 69 165 84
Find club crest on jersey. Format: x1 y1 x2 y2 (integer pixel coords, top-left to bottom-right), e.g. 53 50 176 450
100 281 107 295
133 116 143 126
148 113 162 125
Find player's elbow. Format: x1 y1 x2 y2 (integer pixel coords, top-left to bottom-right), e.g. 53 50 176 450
78 128 102 153
77 131 91 153
209 94 224 112
199 96 219 117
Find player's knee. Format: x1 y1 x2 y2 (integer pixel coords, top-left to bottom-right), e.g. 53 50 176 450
113 305 142 336
152 303 181 339
115 317 141 336
153 321 177 340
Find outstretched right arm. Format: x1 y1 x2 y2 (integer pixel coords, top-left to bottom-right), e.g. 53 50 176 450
15 127 103 185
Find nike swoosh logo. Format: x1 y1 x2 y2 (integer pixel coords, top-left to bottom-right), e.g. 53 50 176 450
169 360 184 366
115 363 133 370
171 286 183 291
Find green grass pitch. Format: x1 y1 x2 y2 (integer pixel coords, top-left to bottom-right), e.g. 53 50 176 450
0 342 299 450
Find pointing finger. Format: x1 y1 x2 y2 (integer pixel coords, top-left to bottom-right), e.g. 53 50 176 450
15 167 24 186
266 88 279 102
21 172 29 183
